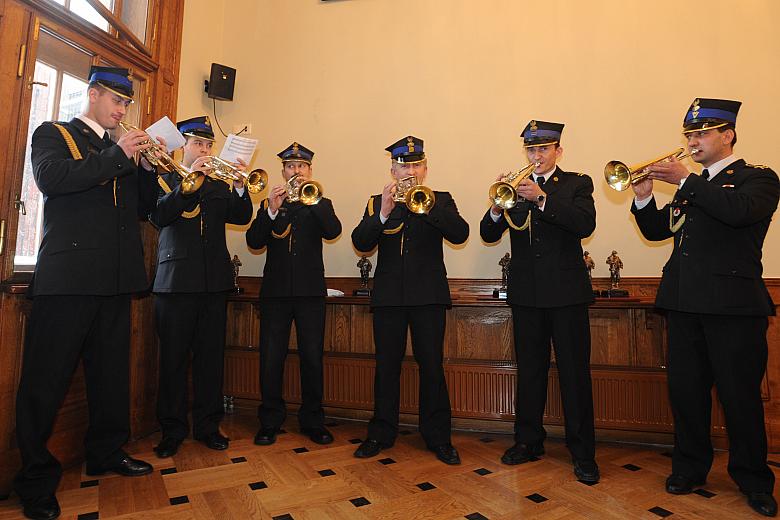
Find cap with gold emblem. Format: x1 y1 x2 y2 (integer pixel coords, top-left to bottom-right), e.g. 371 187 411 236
386 135 425 163
177 116 215 141
88 65 134 100
521 120 564 148
278 142 314 164
683 98 741 134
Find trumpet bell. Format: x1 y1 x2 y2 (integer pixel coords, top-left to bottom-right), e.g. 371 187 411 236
488 181 518 209
406 185 435 214
246 168 268 194
604 161 632 192
298 180 323 205
181 171 205 195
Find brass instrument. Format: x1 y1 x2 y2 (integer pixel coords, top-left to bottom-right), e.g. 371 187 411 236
201 155 268 194
604 148 700 192
118 121 204 194
393 175 435 214
488 162 540 210
286 173 322 205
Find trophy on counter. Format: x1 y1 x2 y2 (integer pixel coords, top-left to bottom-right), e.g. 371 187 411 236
354 255 372 296
604 250 628 297
493 252 511 299
231 254 243 294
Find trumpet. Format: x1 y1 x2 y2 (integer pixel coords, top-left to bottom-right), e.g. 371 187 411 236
118 121 204 194
488 161 540 210
286 174 323 205
393 175 435 214
201 155 268 194
604 148 700 192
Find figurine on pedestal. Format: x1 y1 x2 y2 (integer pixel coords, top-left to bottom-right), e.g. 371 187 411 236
583 251 595 279
232 254 243 294
493 252 511 299
605 250 628 297
353 255 372 296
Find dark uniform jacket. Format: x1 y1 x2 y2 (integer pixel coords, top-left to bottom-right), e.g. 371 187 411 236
150 173 253 293
632 159 779 316
480 167 595 308
352 191 469 307
246 197 341 299
29 118 158 296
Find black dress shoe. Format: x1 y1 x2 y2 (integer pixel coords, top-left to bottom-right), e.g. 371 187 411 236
154 436 182 458
501 443 544 465
301 426 334 445
196 432 229 450
353 438 390 458
254 426 280 446
573 459 600 483
86 456 153 477
665 474 704 495
747 492 778 517
430 443 461 465
21 494 60 520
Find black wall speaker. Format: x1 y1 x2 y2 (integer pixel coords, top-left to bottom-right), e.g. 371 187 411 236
205 63 236 101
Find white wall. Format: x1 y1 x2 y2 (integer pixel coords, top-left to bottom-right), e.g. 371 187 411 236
177 0 780 279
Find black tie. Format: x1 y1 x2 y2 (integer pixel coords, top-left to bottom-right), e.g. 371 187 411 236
702 168 710 180
536 176 546 187
103 132 112 145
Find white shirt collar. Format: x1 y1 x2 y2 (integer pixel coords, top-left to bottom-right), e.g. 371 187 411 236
533 165 557 183
77 114 108 140
703 154 739 181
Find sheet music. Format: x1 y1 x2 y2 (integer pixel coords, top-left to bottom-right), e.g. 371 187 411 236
220 133 258 164
145 116 185 152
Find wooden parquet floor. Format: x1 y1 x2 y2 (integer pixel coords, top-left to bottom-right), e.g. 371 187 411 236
1 414 777 519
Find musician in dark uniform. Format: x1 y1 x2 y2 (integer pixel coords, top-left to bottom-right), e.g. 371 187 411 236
351 136 469 465
631 98 779 517
246 142 341 446
150 116 253 458
480 121 599 483
14 66 159 520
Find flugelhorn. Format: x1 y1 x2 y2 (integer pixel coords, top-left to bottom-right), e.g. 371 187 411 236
118 121 204 194
393 175 435 214
488 161 540 210
604 148 700 192
201 155 268 194
286 174 322 205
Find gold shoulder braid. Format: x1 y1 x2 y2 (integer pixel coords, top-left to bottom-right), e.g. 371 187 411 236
157 175 201 218
504 209 530 231
367 196 375 217
54 123 119 206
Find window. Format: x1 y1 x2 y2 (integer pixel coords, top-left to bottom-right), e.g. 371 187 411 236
13 27 143 271
49 0 115 32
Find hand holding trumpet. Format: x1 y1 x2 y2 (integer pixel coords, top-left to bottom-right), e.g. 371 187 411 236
380 181 396 219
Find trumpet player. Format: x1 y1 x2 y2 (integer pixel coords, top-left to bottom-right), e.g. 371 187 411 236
480 121 599 483
630 98 779 516
246 142 341 446
14 65 161 520
351 136 469 465
150 116 253 457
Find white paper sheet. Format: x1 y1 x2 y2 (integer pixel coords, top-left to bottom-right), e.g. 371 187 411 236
220 133 258 164
145 116 186 152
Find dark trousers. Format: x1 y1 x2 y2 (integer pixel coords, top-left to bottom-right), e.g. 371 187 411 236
154 292 227 440
14 295 131 500
368 305 452 448
667 311 774 493
258 297 326 429
511 304 595 462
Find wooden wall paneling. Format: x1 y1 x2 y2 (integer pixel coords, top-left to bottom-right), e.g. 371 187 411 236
348 304 374 355
328 303 352 353
588 308 634 366
632 308 667 368
225 301 259 348
449 306 513 362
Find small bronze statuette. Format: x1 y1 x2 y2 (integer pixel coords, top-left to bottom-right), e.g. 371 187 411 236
232 254 243 294
604 250 628 297
583 251 595 279
493 252 511 299
353 255 372 296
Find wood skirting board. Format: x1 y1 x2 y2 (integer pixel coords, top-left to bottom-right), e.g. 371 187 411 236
225 276 780 451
